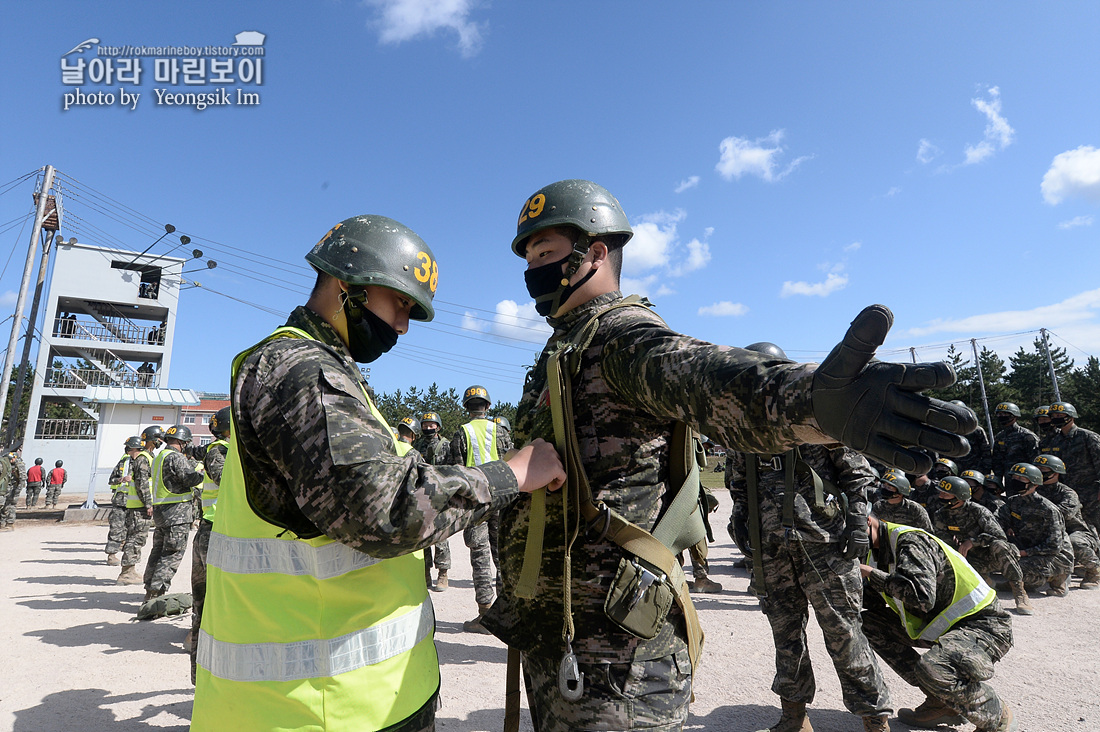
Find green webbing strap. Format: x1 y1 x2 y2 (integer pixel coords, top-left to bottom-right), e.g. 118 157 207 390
503 647 522 732
745 456 768 598
513 488 545 599
652 423 707 554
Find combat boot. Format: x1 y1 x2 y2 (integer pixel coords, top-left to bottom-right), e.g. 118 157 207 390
462 603 492 634
116 565 143 585
106 553 120 566
759 698 812 732
861 715 890 732
897 696 965 726
1080 567 1100 589
689 573 723 593
1009 582 1033 615
434 570 449 591
1046 573 1068 597
977 705 1017 732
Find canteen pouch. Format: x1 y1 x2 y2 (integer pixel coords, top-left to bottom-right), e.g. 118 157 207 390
604 556 675 640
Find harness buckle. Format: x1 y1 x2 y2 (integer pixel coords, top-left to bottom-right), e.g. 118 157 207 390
558 641 584 701
586 503 612 542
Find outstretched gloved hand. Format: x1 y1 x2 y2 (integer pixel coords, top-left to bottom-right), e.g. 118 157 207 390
812 305 977 475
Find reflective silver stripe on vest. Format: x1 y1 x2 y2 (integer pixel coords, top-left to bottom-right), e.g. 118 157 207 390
201 498 218 508
208 531 383 579
917 582 992 641
198 598 434 682
463 421 495 466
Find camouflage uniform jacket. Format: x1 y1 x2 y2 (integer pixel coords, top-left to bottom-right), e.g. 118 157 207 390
232 306 517 556
991 423 1039 479
11 458 26 491
866 527 1010 641
972 489 1006 516
1043 425 1100 505
108 455 129 486
996 492 1067 557
958 425 993 475
726 444 874 544
131 452 153 508
203 441 228 486
1037 481 1095 536
446 420 512 466
485 291 825 664
931 500 1006 550
871 497 933 532
155 448 204 526
413 434 450 466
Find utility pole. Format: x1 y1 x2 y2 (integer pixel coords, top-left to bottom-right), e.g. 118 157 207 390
1039 328 1062 403
909 347 917 364
971 339 995 442
0 165 55 444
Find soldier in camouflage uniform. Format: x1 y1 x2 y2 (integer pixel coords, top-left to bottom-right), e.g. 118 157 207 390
871 470 932 531
913 458 958 517
447 385 509 633
951 401 993 475
415 411 453 590
104 443 133 565
1034 454 1100 589
930 476 1030 614
116 434 153 585
142 424 204 601
190 407 230 684
190 215 564 732
0 454 13 531
25 457 44 507
860 516 1017 732
9 452 25 504
997 463 1074 596
1042 402 1100 534
486 179 975 732
44 459 67 507
990 403 1039 483
963 469 1005 515
1034 405 1055 451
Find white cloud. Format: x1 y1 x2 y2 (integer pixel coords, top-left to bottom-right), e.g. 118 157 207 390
620 274 659 298
781 272 849 298
1041 146 1100 205
466 300 551 343
674 176 700 193
917 139 941 164
698 301 748 317
844 241 862 253
906 287 1100 337
715 129 811 182
1058 215 1094 230
624 210 712 279
963 86 1014 165
0 291 16 307
366 0 485 57
884 186 902 197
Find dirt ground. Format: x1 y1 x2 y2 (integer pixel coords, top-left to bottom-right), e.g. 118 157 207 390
1 491 1098 732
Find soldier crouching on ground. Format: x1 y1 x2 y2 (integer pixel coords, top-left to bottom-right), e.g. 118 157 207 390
1034 453 1100 589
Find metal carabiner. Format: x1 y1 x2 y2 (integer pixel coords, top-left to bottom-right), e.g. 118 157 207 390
558 643 584 701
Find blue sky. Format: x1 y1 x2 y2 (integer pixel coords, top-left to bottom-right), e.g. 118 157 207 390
2 2 1099 406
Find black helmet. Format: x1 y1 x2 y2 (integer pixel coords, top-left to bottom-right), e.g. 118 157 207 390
306 215 437 321
141 425 165 443
35 457 43 465
493 415 511 432
929 458 959 478
124 436 143 451
209 406 231 437
1008 462 1043 486
398 416 422 437
511 179 633 258
960 469 986 487
165 424 192 444
1049 402 1078 419
744 342 789 360
463 385 491 409
938 476 971 502
1034 454 1067 475
55 459 63 468
880 470 912 496
421 412 442 429
995 402 1021 417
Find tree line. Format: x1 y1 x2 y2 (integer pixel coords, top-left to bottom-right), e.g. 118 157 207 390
372 382 517 439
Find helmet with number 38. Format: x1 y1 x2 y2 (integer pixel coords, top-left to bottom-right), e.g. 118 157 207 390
510 179 633 257
306 215 437 321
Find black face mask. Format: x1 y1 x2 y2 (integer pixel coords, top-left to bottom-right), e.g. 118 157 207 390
878 487 899 501
996 415 1014 427
422 428 438 438
1049 418 1069 429
524 253 596 317
1006 480 1030 496
344 291 398 363
1039 421 1054 434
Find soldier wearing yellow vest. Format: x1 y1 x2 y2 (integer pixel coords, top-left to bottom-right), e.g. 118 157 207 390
190 406 231 684
143 424 204 602
104 439 137 566
860 516 1016 732
191 215 563 732
116 433 155 585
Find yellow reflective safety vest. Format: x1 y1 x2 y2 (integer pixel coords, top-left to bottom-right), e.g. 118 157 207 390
125 451 153 509
113 454 131 494
880 522 996 641
200 439 228 522
461 418 499 467
151 448 191 505
192 326 438 732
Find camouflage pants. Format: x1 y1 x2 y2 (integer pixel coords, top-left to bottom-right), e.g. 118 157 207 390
121 508 151 567
757 538 891 716
861 601 1012 730
190 519 212 684
521 648 692 731
25 485 42 507
144 521 192 593
464 521 496 606
45 484 63 507
1082 499 1100 538
5 484 22 506
105 507 127 554
1069 529 1100 570
0 503 15 527
965 539 1022 583
1020 547 1073 588
681 540 709 579
425 537 451 572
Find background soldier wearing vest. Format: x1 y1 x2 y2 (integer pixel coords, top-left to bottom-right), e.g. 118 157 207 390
860 516 1016 732
397 416 422 450
1034 454 1100 589
489 179 975 732
1042 401 1100 534
25 457 45 507
143 424 204 602
990 403 1039 484
997 463 1074 598
871 470 932 532
105 442 134 566
45 460 67 508
415 410 453 590
447 385 509 633
190 407 231 684
191 215 563 732
117 434 153 586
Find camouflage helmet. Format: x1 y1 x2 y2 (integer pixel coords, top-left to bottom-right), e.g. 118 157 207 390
1034 405 1050 419
421 412 442 429
1049 401 1078 419
1008 462 1043 486
398 416 422 437
493 415 512 432
744 342 789 360
124 436 143 451
880 470 912 496
209 406 231 437
960 469 986 487
511 179 633 258
165 424 192 444
141 425 165 443
994 402 1021 417
938 476 971 502
1034 454 1067 475
930 457 959 477
462 385 491 408
306 215 437 321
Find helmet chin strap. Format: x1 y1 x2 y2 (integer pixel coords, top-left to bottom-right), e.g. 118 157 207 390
541 235 594 318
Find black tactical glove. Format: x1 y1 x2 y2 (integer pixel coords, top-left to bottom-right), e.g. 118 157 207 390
728 509 752 559
840 515 870 561
812 305 978 475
